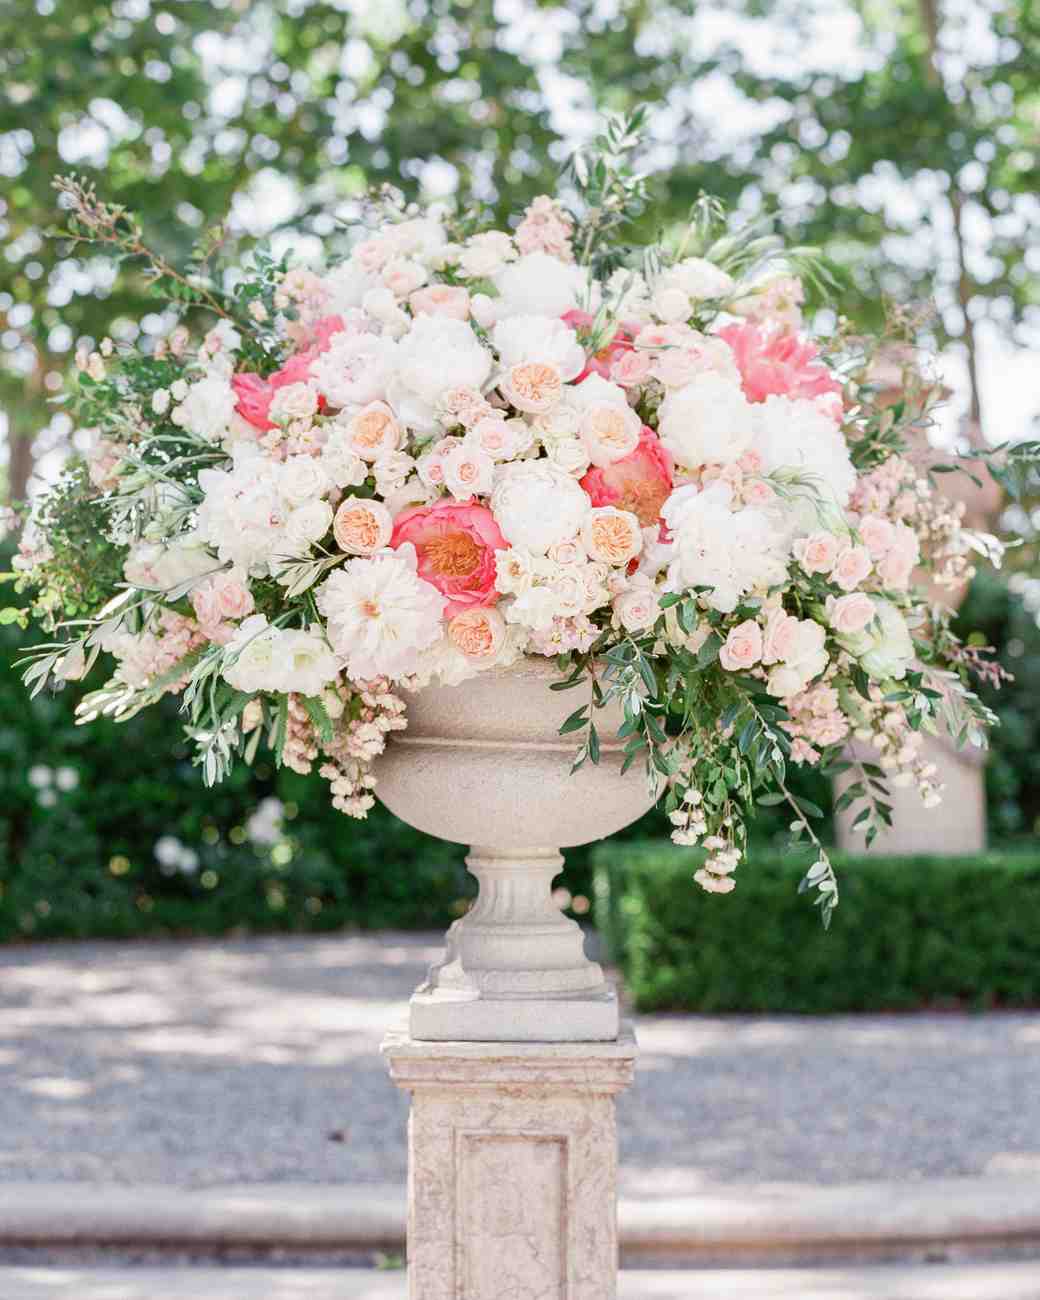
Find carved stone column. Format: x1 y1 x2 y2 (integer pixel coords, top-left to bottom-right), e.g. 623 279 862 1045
382 1026 636 1300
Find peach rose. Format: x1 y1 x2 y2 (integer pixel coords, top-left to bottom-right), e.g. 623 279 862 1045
762 607 801 665
448 607 507 659
333 497 394 555
794 531 840 575
833 544 872 592
502 361 563 414
579 401 641 467
409 285 471 320
345 401 401 461
582 507 643 566
611 349 652 388
859 514 895 557
720 619 764 672
613 584 660 632
827 591 875 635
391 499 507 617
469 416 518 459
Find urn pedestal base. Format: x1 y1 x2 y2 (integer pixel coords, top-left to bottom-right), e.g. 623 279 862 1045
382 1024 637 1300
409 846 619 1042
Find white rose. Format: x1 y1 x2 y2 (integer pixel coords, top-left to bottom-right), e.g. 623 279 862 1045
658 373 755 469
613 579 660 631
653 286 692 323
278 626 340 697
443 443 495 498
765 619 828 698
222 614 279 693
668 257 735 301
836 598 914 681
491 460 591 554
284 500 334 551
544 436 591 477
279 455 332 507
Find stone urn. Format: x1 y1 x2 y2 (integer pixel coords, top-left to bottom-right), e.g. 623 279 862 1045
373 658 659 1041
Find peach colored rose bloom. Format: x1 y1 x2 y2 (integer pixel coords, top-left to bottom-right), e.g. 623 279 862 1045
582 507 643 566
742 479 775 506
833 544 872 592
795 531 840 575
827 591 875 634
762 607 801 664
441 386 494 428
448 607 506 659
216 578 254 621
333 497 394 555
502 361 563 414
346 401 401 461
859 514 895 557
720 619 764 671
611 350 652 388
579 403 641 467
409 285 471 320
613 585 660 631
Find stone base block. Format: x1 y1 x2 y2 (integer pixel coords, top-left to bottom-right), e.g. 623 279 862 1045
408 986 619 1042
383 1024 637 1300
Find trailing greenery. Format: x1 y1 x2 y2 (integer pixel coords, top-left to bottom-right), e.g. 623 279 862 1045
593 839 1040 1013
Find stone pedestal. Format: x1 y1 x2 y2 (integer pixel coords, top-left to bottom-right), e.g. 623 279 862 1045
383 1025 637 1300
835 732 988 856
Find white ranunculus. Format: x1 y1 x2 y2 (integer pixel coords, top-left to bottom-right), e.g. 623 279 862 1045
387 315 492 434
490 460 591 554
658 373 755 470
661 481 789 614
315 545 447 681
752 395 856 509
494 252 588 319
277 626 340 697
278 455 333 507
171 373 238 442
836 597 915 681
311 333 398 410
492 315 586 381
222 614 280 693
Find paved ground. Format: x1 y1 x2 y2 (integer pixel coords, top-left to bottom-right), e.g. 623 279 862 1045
1 933 1039 1190
4 1263 1040 1300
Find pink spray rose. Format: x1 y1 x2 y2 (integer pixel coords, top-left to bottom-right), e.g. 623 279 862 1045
833 544 873 592
794 531 840 575
580 426 673 528
720 620 764 672
718 322 843 406
827 592 875 635
390 499 507 618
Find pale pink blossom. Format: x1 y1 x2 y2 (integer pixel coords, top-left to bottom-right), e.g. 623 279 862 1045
409 285 471 320
833 545 872 592
827 591 875 634
720 619 764 671
794 531 840 575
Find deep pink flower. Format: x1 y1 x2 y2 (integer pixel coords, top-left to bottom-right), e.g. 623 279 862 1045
390 499 507 618
580 426 673 528
231 316 345 431
561 309 642 382
718 322 843 405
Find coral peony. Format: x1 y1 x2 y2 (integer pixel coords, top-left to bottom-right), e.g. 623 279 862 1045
232 316 345 431
391 499 507 617
580 426 673 528
718 322 843 406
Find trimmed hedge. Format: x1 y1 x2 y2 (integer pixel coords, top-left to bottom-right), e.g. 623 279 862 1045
592 840 1040 1013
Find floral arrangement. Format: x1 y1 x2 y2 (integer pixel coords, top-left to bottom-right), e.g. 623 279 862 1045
8 114 1018 924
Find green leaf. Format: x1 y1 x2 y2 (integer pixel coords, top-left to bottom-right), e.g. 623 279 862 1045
302 694 335 746
756 792 786 806
559 707 589 735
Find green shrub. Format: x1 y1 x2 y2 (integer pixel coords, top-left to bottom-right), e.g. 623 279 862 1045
593 840 1040 1013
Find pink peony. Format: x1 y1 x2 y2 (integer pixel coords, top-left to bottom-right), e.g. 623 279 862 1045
718 323 843 406
390 499 507 618
580 426 673 528
231 316 345 431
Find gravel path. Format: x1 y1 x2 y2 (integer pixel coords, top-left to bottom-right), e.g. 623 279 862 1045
1 933 1038 1190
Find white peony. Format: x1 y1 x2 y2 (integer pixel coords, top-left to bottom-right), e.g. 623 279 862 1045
323 259 380 314
171 373 238 442
387 316 492 434
752 396 856 508
662 481 789 613
315 545 447 681
491 460 591 554
310 333 398 410
320 434 369 490
492 315 586 382
836 597 915 681
494 253 588 319
658 373 755 469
